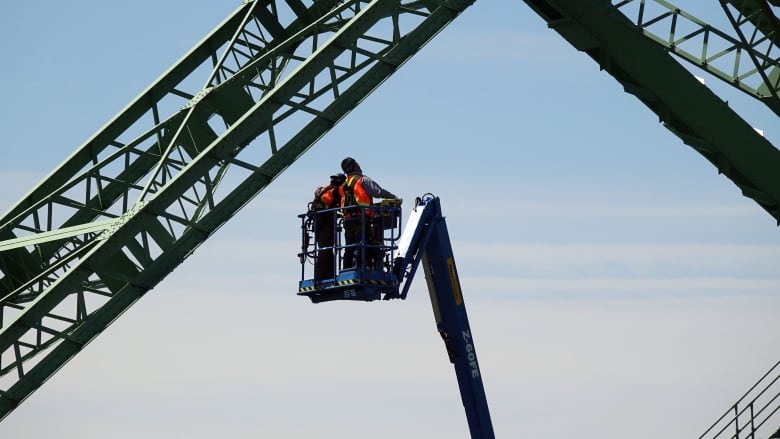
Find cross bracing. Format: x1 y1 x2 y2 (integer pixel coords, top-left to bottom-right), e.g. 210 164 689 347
0 0 474 420
0 0 778 433
523 0 780 223
613 0 780 115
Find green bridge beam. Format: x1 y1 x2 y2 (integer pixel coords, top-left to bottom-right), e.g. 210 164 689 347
522 0 780 223
0 0 474 421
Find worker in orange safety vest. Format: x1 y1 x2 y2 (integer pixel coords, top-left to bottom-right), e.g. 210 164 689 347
338 157 399 271
311 173 345 280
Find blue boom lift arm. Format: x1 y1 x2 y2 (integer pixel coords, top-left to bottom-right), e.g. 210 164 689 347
297 194 495 438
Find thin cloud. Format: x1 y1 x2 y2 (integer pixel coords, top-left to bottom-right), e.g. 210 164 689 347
454 242 780 278
460 275 779 299
423 29 572 63
443 199 759 219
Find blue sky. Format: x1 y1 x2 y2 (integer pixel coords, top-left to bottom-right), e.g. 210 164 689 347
1 1 778 438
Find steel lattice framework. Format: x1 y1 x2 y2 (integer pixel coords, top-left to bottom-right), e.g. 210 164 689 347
0 0 778 431
0 0 474 420
613 0 780 115
523 0 780 223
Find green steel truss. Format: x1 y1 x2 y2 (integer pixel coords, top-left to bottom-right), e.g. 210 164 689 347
1 0 779 427
615 0 780 116
720 0 780 114
522 0 780 223
0 0 474 420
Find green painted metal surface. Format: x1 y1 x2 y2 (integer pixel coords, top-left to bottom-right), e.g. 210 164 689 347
522 0 780 223
613 0 780 115
1 0 778 427
0 0 474 421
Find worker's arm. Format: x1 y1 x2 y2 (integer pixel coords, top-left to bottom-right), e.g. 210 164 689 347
361 176 397 199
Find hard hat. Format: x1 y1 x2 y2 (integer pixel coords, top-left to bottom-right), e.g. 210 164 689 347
341 157 358 173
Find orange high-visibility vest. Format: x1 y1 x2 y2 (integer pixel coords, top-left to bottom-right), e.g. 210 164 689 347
319 186 340 208
340 174 374 217
312 185 339 210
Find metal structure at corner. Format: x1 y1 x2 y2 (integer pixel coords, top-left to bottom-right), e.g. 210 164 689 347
0 0 475 421
522 0 780 223
697 360 779 439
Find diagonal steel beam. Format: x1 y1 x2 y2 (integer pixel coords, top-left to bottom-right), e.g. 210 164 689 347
0 0 475 421
522 0 780 224
611 0 780 116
